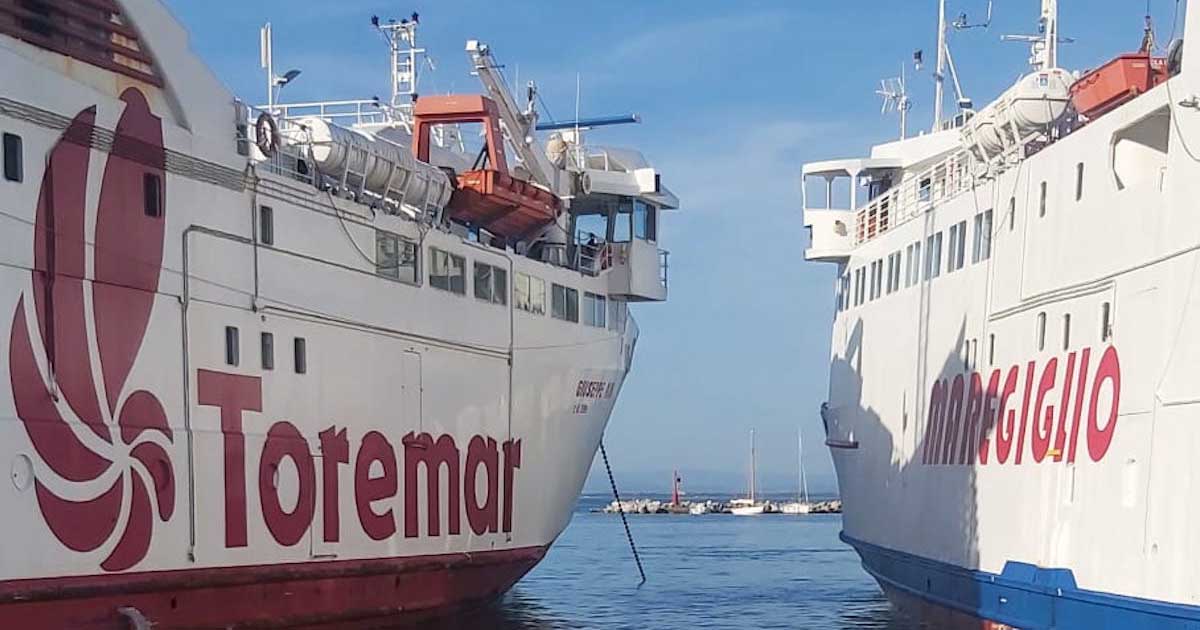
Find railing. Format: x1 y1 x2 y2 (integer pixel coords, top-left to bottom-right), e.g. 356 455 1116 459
659 249 670 290
575 230 608 276
261 99 402 129
854 149 975 246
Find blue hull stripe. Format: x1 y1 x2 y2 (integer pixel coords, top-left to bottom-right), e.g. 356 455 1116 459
842 532 1200 629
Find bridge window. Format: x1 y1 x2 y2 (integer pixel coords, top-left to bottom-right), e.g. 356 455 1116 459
3 133 22 182
429 247 466 294
259 206 274 245
261 332 274 370
224 326 240 367
583 292 607 327
515 272 547 315
633 200 657 241
474 262 508 305
552 283 579 322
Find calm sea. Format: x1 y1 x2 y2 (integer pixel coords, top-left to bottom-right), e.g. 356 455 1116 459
413 494 926 630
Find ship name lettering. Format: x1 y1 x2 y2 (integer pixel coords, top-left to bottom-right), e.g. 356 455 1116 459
921 345 1121 467
197 369 521 549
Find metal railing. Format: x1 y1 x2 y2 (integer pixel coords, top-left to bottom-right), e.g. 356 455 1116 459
261 99 402 129
575 229 608 276
855 149 974 245
659 249 670 290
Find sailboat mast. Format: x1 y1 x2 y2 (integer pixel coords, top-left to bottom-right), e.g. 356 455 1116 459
750 429 757 503
799 429 810 504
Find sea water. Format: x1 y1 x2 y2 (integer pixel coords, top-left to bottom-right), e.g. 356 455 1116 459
413 494 924 629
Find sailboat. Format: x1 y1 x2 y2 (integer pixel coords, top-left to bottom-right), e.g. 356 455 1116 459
780 429 812 515
730 430 766 516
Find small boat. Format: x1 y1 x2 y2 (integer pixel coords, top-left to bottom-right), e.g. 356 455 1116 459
779 428 813 515
730 430 765 516
688 502 713 515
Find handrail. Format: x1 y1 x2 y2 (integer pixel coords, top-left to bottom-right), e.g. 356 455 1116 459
854 149 975 246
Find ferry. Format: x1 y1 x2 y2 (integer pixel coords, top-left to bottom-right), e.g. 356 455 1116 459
804 1 1200 627
0 0 677 626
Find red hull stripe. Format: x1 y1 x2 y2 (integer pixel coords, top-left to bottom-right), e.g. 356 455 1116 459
0 545 546 628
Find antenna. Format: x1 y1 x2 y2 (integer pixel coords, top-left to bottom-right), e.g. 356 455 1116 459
1001 0 1073 70
373 12 427 111
877 65 912 140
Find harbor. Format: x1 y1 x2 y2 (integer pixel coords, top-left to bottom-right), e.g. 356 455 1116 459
597 497 843 515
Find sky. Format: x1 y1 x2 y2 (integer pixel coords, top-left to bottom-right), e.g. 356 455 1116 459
163 0 1184 494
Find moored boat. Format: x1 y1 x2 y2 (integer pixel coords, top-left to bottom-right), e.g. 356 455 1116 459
0 2 678 626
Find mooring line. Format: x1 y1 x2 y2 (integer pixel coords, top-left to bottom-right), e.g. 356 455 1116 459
600 439 646 584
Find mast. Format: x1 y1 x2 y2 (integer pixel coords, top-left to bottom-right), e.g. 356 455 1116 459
749 429 757 503
1041 0 1058 70
933 0 948 130
798 429 810 504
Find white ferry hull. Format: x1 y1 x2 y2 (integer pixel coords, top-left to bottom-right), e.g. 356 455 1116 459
810 4 1200 627
0 0 657 626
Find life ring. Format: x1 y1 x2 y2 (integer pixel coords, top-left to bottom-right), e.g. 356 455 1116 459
255 112 280 157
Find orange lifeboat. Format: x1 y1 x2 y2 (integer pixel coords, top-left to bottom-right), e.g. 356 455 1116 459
412 95 561 239
1069 53 1167 120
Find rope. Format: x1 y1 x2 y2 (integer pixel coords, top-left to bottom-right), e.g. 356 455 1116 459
599 439 645 585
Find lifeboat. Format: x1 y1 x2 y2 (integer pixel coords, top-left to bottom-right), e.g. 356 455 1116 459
412 95 561 239
1069 53 1167 121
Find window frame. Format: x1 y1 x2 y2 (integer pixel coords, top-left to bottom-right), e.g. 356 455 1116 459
224 326 240 367
583 291 607 328
473 261 509 306
261 332 275 370
259 205 274 246
515 271 547 315
924 232 943 280
294 337 308 374
143 173 162 218
3 132 22 182
1036 312 1047 351
551 283 579 323
429 247 466 294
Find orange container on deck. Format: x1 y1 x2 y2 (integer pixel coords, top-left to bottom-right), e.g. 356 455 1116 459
1070 53 1167 120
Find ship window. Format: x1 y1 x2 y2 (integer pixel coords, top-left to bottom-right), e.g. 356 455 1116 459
583 292 607 327
551 284 579 322
261 332 274 370
2 133 22 182
294 337 307 374
608 299 628 332
971 339 978 369
839 272 851 310
1101 302 1112 341
1008 197 1015 231
224 326 240 367
1036 312 1047 351
1063 313 1072 350
972 210 993 263
886 251 901 294
924 232 943 280
633 200 657 241
259 206 274 246
143 173 162 218
1075 163 1084 202
868 260 881 300
429 247 466 294
988 334 996 366
947 221 967 272
515 272 547 315
474 262 508 305
905 241 922 287
1039 181 1048 217
376 231 418 284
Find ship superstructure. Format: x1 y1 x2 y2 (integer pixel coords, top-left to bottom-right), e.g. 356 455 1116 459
803 1 1200 627
0 0 677 626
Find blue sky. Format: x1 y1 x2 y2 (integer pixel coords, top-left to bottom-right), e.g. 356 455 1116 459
164 0 1182 493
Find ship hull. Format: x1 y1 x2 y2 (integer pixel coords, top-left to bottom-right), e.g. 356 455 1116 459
0 545 545 629
847 533 1200 629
